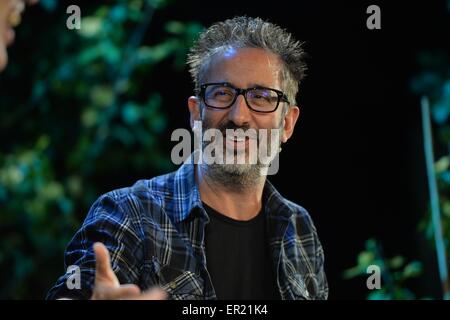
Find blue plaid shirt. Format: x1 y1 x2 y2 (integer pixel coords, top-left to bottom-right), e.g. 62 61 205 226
46 160 328 300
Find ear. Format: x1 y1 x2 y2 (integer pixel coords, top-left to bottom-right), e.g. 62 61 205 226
281 106 300 143
188 96 202 130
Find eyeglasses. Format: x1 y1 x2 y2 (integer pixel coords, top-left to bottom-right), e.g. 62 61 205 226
197 82 290 113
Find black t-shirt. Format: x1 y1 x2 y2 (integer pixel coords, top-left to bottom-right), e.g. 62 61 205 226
203 202 281 300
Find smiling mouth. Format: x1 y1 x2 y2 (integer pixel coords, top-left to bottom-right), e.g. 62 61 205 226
228 136 246 142
224 134 253 153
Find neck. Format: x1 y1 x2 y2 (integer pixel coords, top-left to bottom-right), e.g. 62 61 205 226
196 164 266 221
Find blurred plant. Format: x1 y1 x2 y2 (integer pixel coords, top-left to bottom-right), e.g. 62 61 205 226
344 48 450 300
412 50 450 298
411 52 450 252
0 0 203 299
343 239 423 299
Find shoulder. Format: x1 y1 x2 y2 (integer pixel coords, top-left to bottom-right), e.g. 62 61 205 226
108 170 177 201
283 199 318 235
85 170 178 223
266 184 318 234
275 195 324 260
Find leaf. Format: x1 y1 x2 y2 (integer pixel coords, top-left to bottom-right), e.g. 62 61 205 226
367 290 390 300
442 201 450 218
109 5 127 23
165 21 185 34
435 156 450 173
78 17 103 38
122 102 141 124
39 181 64 201
402 261 423 279
431 101 450 124
388 256 405 269
81 109 98 127
90 85 115 108
357 251 375 268
342 265 366 279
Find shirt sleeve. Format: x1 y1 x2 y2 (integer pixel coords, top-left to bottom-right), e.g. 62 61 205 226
45 193 144 300
314 235 329 300
294 206 329 300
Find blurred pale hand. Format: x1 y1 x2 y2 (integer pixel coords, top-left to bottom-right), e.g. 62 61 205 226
91 242 167 300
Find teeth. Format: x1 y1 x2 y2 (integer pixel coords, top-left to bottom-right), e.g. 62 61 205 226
226 136 245 142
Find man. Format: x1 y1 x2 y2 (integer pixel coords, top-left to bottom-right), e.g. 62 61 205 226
47 16 328 300
0 0 38 72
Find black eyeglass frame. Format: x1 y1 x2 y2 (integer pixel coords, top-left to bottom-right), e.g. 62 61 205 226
197 82 291 113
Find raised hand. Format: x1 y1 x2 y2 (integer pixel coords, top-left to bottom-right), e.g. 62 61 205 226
90 242 166 300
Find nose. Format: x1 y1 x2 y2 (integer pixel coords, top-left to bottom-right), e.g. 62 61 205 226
227 94 251 126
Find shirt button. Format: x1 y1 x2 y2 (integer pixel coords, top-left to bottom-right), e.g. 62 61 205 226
169 282 177 290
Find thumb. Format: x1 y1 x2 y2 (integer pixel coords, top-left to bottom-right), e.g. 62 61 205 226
133 287 168 300
93 242 119 286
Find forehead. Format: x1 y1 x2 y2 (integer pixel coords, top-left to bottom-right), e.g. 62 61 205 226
205 47 283 88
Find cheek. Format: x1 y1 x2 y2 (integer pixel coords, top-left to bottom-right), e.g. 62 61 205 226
254 115 283 130
278 116 285 129
201 112 217 131
202 109 226 127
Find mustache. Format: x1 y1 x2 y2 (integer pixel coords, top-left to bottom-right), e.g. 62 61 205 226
201 120 281 142
202 121 279 144
218 122 258 140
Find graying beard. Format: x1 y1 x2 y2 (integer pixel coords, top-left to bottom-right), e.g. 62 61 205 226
201 162 263 192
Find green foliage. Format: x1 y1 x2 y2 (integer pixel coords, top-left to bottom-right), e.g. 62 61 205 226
412 52 450 251
343 239 423 300
345 49 450 300
0 0 203 299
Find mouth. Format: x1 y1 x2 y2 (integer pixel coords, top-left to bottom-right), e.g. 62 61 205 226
223 132 255 152
228 135 246 143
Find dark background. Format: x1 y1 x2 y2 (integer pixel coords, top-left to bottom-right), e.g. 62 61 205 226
2 0 448 299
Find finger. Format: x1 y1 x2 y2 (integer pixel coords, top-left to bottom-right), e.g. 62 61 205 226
93 242 114 279
132 288 168 300
93 284 141 300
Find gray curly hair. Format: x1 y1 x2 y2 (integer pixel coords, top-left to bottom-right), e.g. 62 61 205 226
187 16 307 108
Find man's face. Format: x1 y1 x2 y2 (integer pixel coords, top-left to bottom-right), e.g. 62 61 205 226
188 47 300 180
0 0 38 71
